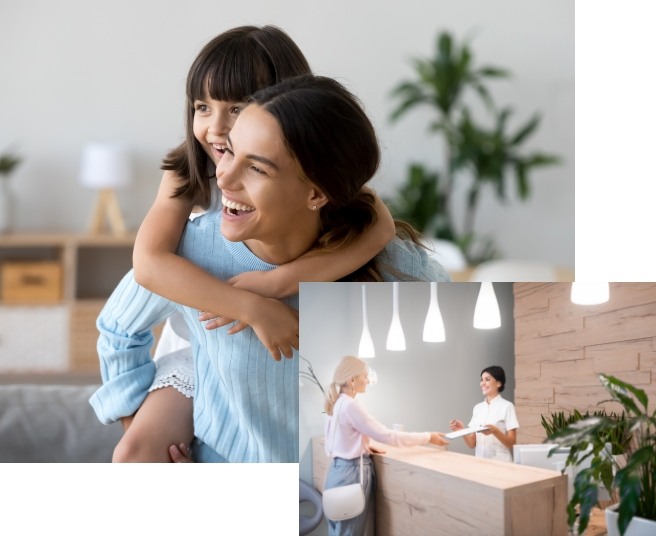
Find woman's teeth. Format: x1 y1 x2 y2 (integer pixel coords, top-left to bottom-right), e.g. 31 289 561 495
222 195 255 215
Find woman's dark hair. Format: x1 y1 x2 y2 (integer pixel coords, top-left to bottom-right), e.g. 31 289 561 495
481 366 506 393
162 25 311 206
250 75 384 271
250 75 425 281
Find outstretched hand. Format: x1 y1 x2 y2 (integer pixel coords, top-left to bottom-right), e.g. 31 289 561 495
429 432 450 446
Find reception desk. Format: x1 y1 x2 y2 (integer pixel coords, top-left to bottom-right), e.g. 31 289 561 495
312 437 568 536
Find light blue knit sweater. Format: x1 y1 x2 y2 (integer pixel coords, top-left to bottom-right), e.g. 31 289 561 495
89 208 449 463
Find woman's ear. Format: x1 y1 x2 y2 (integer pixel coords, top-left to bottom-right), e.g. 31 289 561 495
307 186 328 211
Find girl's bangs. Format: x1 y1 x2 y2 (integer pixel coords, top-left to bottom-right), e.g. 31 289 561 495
190 49 274 103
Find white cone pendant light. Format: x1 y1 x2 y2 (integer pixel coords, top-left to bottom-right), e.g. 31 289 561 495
423 282 446 342
570 282 609 305
358 284 375 358
386 282 406 351
473 282 501 329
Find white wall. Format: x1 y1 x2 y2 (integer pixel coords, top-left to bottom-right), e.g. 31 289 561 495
1 0 573 268
299 281 514 533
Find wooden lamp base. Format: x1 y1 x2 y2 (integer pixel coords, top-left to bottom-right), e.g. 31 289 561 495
88 188 127 236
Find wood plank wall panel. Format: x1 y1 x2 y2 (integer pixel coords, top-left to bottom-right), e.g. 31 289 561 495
514 283 656 444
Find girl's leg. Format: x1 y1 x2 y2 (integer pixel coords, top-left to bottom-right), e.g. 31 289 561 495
112 386 193 463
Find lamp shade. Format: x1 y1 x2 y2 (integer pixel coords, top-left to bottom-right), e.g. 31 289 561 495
571 282 609 305
423 282 446 342
80 142 133 189
473 282 501 329
358 284 375 358
386 282 406 351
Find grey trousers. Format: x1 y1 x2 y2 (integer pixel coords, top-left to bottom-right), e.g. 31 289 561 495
325 455 375 536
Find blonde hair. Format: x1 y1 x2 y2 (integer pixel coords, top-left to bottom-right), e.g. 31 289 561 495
324 355 368 415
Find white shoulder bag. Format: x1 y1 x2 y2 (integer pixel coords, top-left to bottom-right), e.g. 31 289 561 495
322 397 366 521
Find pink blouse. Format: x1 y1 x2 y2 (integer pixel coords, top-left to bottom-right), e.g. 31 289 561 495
324 394 431 459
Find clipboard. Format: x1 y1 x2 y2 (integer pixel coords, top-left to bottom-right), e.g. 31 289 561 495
445 425 489 439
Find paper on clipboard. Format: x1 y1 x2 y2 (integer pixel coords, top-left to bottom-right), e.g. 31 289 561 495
445 425 489 439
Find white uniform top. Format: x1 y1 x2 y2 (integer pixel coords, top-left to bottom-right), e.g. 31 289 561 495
468 394 519 461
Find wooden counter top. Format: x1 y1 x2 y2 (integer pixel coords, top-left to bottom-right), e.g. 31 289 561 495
313 437 568 536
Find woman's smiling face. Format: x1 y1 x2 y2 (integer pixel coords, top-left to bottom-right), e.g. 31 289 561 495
215 104 325 264
480 372 502 399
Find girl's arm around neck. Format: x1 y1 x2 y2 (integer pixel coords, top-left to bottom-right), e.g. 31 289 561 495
132 171 298 360
229 187 396 298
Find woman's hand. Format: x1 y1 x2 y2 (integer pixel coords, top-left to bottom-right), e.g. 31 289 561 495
369 445 386 455
481 423 499 436
449 419 464 431
429 432 450 446
169 443 193 463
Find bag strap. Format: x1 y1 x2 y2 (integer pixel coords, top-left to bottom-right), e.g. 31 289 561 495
326 396 364 486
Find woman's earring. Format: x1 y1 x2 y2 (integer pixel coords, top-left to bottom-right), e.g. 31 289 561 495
312 205 317 211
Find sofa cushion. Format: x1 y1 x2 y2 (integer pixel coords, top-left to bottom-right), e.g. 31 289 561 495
0 384 123 462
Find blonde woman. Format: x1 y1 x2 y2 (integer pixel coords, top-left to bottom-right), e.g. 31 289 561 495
323 356 449 536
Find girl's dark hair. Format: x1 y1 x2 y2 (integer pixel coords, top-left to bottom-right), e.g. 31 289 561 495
481 366 506 393
162 25 311 206
250 75 424 281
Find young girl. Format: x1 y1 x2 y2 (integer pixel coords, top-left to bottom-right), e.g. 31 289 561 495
448 365 519 461
114 26 396 462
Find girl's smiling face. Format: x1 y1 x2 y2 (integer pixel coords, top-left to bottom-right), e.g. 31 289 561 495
215 103 326 265
192 94 243 165
480 372 502 399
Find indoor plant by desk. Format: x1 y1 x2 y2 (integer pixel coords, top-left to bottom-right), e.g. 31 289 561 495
547 374 656 536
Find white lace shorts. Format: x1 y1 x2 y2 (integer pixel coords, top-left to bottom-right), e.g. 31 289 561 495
149 347 195 398
149 313 195 398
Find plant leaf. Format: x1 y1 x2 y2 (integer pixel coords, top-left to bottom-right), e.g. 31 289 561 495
510 114 541 145
600 374 649 413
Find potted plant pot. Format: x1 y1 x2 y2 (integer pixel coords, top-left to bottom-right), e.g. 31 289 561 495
605 504 656 536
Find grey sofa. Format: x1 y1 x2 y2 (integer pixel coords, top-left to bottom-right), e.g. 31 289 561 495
0 383 123 462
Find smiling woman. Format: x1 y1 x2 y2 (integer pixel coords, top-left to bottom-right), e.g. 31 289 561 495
449 365 519 461
216 103 327 265
223 74 448 282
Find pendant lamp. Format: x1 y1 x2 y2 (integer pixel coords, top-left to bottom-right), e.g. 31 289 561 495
570 282 609 305
386 282 406 351
473 282 501 329
423 282 446 342
358 284 375 358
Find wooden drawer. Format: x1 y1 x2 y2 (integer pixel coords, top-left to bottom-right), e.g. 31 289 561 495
1 261 63 304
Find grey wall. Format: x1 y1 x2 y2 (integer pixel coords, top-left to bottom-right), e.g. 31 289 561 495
299 283 515 497
1 0 573 268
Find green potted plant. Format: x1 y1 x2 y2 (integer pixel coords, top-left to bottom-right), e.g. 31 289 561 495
387 31 560 265
0 149 22 233
547 374 656 535
541 408 630 457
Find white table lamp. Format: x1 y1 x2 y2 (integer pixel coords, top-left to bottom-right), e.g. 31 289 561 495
80 142 133 235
